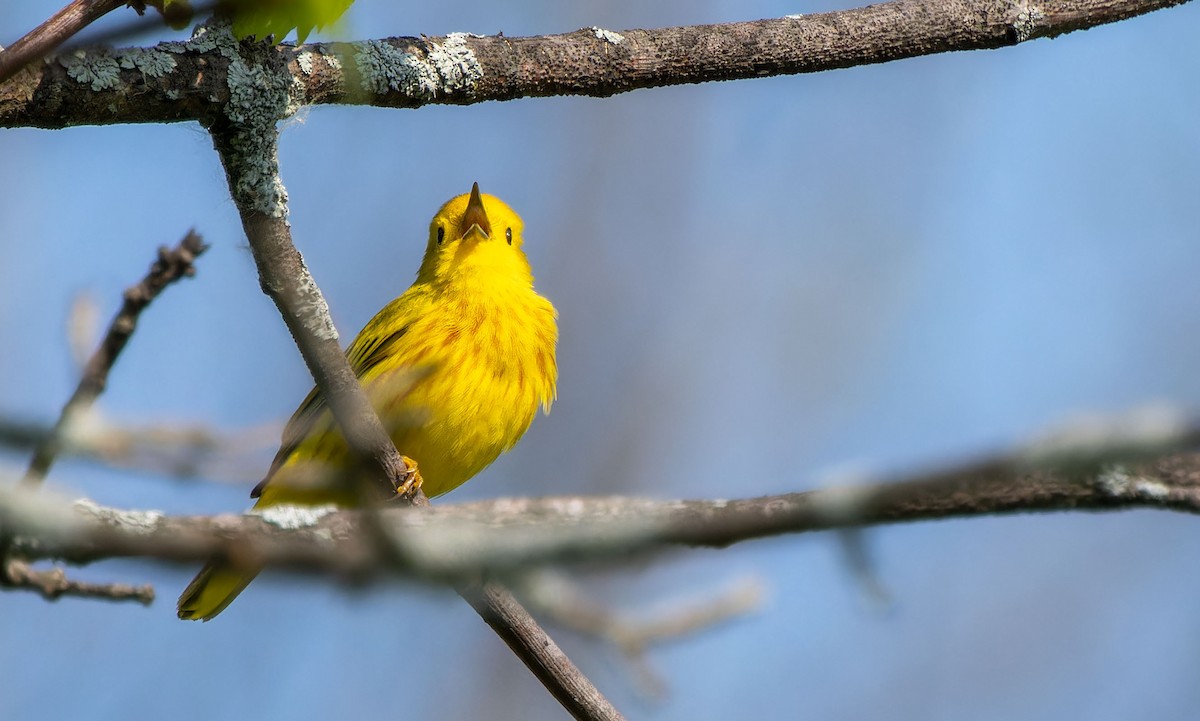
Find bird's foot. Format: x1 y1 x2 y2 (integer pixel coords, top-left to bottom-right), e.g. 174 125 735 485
394 455 423 498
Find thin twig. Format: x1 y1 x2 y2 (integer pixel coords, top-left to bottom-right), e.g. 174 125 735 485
836 529 892 608
1 0 1191 129
67 292 101 369
22 230 208 487
0 0 130 84
517 570 764 698
520 573 764 656
2 558 154 604
59 2 218 53
0 412 277 484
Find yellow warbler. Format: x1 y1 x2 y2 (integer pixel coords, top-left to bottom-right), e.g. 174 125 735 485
178 183 558 620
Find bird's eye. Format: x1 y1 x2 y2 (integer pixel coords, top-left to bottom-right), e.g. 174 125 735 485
436 226 445 244
506 228 513 245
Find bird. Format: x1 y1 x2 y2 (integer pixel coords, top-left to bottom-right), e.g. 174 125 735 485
178 183 558 620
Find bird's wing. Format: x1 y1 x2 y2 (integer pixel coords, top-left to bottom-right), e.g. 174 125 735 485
250 291 423 499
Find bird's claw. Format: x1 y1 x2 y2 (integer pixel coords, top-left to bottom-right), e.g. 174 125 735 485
394 455 423 497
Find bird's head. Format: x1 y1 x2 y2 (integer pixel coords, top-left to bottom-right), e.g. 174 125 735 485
417 183 532 286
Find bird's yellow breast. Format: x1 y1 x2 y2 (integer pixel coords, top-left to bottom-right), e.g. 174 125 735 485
378 281 557 497
180 184 555 621
255 187 557 506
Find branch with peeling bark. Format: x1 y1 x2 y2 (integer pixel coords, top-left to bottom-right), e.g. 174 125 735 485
1 0 1191 129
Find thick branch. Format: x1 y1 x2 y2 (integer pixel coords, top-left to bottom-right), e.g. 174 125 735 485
6 451 1199 579
1 0 1189 129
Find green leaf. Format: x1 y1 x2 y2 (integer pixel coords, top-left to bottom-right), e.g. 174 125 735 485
225 0 355 44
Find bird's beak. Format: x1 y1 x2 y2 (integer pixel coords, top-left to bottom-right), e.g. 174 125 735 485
460 182 492 240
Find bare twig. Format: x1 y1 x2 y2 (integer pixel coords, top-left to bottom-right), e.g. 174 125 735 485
67 292 101 369
0 419 49 450
1 0 1190 129
836 529 892 608
0 0 130 85
5 295 274 477
2 557 154 604
58 2 218 52
0 412 277 484
22 230 208 487
517 570 764 698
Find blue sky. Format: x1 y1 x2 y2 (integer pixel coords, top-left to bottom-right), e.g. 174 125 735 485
3 1 1200 719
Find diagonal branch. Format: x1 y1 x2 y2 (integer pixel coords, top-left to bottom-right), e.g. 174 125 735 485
208 125 412 502
0 0 129 85
1 0 1190 129
22 230 208 487
459 582 626 719
204 34 623 720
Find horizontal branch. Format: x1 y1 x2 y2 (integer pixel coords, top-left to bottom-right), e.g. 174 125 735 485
1 0 1189 128
0 412 276 483
6 446 1199 583
2 558 154 604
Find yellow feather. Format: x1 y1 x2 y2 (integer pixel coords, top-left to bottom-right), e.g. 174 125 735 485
178 184 557 620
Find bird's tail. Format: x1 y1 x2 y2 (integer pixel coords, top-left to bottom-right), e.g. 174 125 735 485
177 561 261 621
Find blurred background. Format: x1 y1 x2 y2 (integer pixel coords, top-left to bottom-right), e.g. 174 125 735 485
3 0 1200 718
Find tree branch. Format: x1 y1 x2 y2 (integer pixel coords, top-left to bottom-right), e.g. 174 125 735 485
3 412 1195 707
1 0 1189 129
459 582 626 720
6 446 1199 581
22 230 208 487
0 0 129 85
515 570 764 698
0 412 276 483
2 558 154 604
203 33 622 718
208 124 414 503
